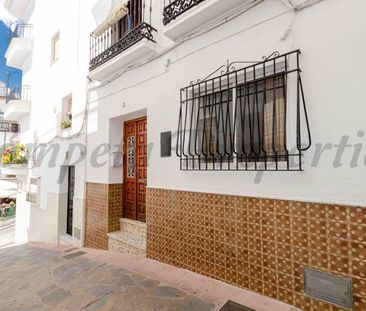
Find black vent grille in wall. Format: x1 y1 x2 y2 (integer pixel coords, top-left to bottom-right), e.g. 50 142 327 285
176 50 311 171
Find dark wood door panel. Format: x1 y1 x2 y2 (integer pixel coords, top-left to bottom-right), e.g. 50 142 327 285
123 117 147 223
137 118 147 222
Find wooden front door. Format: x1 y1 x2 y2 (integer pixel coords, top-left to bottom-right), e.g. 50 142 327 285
123 117 147 222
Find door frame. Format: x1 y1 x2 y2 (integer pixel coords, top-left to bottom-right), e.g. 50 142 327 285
123 116 147 222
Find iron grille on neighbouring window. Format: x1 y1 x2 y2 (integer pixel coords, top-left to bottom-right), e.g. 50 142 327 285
176 50 311 171
163 0 206 25
0 121 19 133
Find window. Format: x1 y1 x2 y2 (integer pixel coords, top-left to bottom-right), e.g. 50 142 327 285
10 123 19 133
176 50 311 171
194 90 233 162
236 75 286 162
189 77 285 165
118 0 142 38
61 94 72 130
51 31 60 64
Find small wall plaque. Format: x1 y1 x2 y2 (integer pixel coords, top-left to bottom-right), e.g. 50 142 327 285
110 152 122 168
160 131 172 157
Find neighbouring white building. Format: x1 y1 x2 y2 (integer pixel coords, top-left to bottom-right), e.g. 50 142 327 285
0 81 22 176
3 0 366 310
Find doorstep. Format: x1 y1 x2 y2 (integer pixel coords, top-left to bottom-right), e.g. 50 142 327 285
58 234 74 246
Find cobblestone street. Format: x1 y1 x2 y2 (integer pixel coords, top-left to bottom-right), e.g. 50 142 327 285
0 244 296 311
0 244 215 311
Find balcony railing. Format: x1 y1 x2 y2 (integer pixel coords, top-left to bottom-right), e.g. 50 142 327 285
163 0 206 25
6 85 31 103
11 24 33 41
89 0 156 71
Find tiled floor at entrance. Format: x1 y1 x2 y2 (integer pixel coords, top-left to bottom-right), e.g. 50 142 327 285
0 243 298 311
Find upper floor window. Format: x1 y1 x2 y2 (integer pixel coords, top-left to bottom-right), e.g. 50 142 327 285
51 31 60 64
176 50 311 171
61 94 72 130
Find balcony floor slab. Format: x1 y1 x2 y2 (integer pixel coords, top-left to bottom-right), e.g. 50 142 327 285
89 39 158 82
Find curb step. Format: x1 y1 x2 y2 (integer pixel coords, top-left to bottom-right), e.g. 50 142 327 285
108 218 147 257
119 218 146 238
108 231 146 257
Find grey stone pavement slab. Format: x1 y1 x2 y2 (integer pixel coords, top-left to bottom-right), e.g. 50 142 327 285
0 244 215 311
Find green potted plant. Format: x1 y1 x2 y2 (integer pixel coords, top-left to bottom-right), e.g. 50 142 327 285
60 119 72 129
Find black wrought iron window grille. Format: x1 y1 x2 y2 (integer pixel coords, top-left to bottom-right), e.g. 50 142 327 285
163 0 206 25
176 50 311 171
90 0 156 71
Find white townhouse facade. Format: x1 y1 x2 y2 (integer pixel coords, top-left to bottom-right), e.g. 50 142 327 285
4 0 88 246
0 82 19 154
4 0 366 310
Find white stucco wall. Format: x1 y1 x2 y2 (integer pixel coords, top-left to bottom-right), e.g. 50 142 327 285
11 0 90 244
86 0 366 207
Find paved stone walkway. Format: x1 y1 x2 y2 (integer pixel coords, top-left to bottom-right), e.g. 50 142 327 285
0 244 298 311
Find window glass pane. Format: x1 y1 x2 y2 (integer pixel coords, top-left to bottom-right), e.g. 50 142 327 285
193 90 233 162
236 82 264 160
236 74 286 161
263 75 286 156
127 136 135 178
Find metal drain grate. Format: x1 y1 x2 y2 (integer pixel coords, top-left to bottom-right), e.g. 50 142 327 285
63 251 86 259
220 300 255 311
304 268 353 310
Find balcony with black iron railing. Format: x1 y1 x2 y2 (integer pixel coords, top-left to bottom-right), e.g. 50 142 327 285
89 0 157 80
163 0 206 25
4 85 31 121
162 0 251 40
5 24 33 70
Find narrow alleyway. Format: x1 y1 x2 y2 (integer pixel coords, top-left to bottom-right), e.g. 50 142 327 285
0 244 297 311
